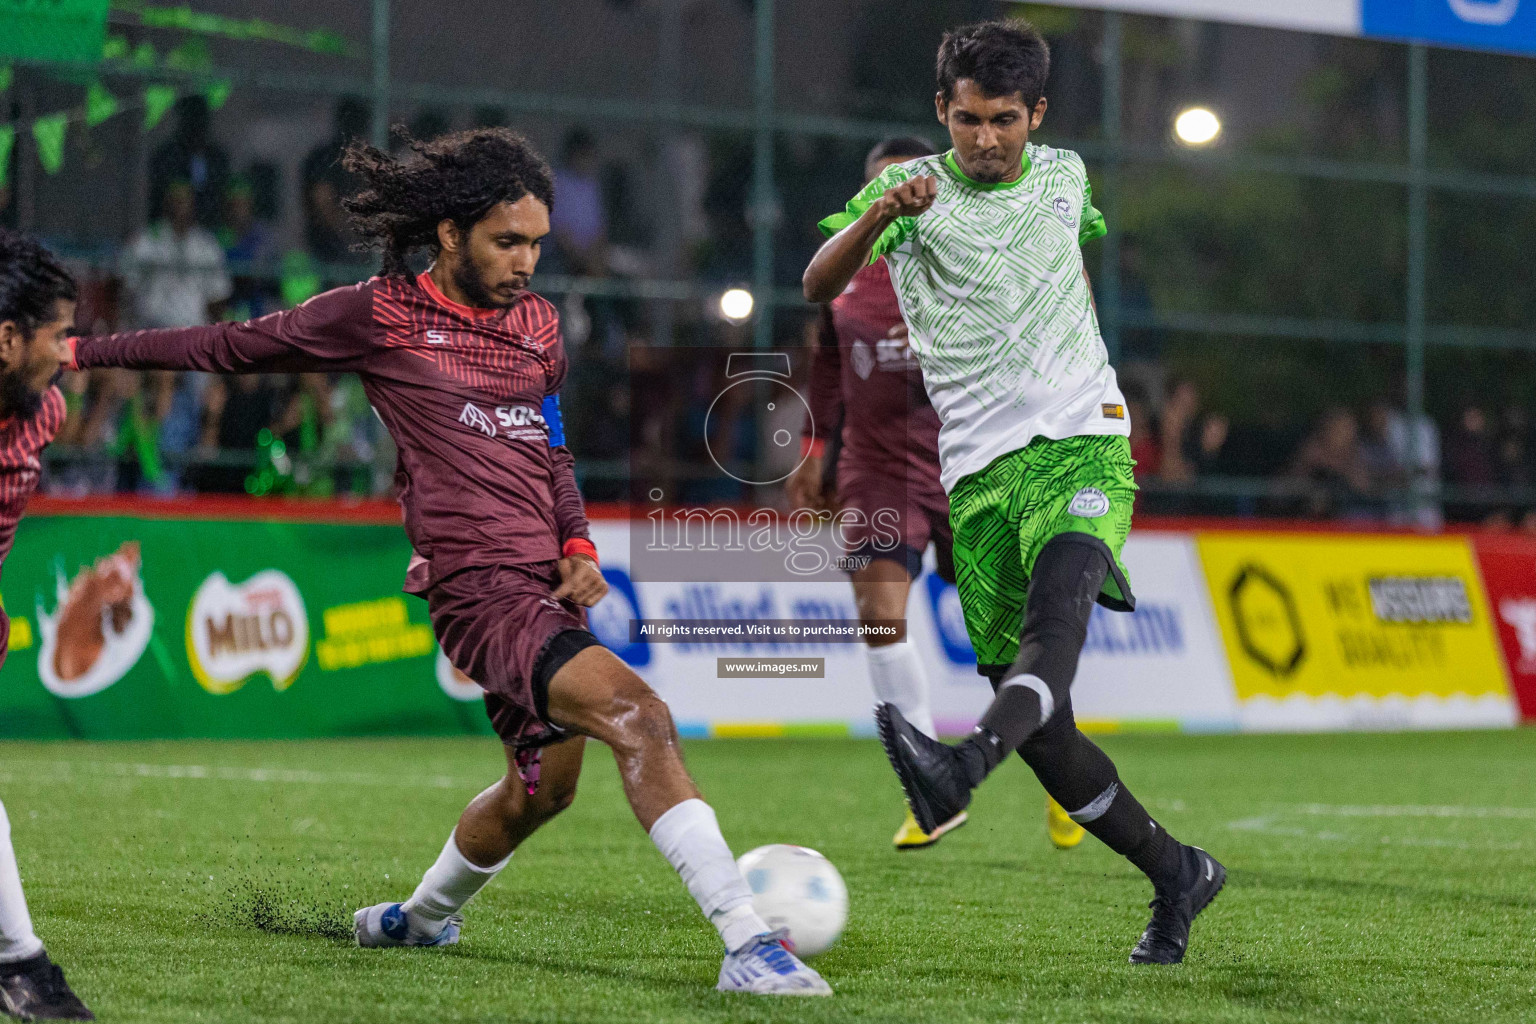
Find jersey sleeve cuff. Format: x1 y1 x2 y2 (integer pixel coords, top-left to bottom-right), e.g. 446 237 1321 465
65 336 79 371
800 436 827 458
562 538 599 565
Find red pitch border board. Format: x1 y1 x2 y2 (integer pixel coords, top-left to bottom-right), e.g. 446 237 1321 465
1471 535 1536 721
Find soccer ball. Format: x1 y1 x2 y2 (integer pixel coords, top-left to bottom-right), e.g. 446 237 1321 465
736 844 848 958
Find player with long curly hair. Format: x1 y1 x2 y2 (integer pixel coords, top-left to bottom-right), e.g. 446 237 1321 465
70 128 831 997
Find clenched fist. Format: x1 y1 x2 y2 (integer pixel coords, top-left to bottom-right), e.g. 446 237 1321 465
878 175 938 219
552 554 608 607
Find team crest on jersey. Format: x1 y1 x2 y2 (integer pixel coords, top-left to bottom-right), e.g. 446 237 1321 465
850 340 876 380
1069 487 1110 519
1052 197 1076 226
458 402 497 438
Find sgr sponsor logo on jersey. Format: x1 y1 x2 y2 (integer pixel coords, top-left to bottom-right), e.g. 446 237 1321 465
459 402 497 438
186 570 309 695
457 401 547 442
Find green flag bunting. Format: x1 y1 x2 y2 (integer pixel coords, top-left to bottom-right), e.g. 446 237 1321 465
0 125 14 188
205 79 231 111
85 81 118 126
143 84 177 130
32 114 68 175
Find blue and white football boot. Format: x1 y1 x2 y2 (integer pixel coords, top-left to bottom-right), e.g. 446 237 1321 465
353 902 462 948
716 929 832 996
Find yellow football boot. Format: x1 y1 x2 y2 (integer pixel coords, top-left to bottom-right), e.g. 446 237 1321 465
1047 796 1086 849
893 807 968 850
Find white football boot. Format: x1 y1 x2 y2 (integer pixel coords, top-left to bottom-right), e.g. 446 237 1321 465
716 929 832 996
353 902 462 947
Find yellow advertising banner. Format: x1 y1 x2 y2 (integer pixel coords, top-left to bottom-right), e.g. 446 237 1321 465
1197 533 1512 723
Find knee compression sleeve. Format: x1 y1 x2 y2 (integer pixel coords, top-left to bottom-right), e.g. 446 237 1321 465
968 537 1109 774
1004 535 1108 715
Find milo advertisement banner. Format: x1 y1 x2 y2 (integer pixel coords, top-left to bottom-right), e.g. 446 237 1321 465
0 512 493 740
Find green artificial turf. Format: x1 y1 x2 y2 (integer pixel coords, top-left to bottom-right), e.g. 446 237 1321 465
1 730 1533 1023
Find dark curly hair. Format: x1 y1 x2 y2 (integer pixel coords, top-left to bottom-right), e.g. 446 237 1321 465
937 20 1051 108
0 228 77 335
342 127 555 277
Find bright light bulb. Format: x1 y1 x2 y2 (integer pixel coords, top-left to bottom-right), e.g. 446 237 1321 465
1174 107 1222 147
719 288 755 321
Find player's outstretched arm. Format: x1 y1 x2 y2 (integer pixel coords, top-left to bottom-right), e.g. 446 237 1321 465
803 175 936 303
72 283 372 376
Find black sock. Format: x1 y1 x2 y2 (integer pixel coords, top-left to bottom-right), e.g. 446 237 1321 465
1092 793 1184 891
0 951 49 976
960 683 1045 780
1017 713 1185 890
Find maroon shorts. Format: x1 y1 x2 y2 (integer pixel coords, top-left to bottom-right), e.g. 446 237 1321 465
427 562 600 756
836 465 953 580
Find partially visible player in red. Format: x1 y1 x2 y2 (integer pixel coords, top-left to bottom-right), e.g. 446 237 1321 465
69 129 831 997
785 139 1086 853
0 229 95 1021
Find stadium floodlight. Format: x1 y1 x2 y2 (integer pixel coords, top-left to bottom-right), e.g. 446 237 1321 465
719 287 755 321
1173 106 1222 147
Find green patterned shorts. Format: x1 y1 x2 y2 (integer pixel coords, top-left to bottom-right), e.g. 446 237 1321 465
949 434 1137 670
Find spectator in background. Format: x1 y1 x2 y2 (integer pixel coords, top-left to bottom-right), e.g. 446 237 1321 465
1361 399 1442 527
1157 379 1228 482
218 176 279 321
1444 404 1499 523
148 97 230 228
121 180 231 330
1124 385 1160 478
120 181 231 494
197 374 279 494
302 96 369 265
1288 406 1372 519
550 129 608 277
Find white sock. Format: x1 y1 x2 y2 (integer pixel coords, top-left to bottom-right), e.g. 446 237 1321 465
0 800 44 964
866 642 937 739
648 798 769 953
401 831 510 941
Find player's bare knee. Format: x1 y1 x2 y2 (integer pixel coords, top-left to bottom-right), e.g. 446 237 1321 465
604 685 678 754
536 777 579 820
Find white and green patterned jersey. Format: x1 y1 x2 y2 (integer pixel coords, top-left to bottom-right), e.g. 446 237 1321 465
819 144 1128 492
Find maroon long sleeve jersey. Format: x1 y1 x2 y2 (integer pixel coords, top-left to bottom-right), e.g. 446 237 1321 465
0 387 66 572
804 259 942 488
73 273 592 594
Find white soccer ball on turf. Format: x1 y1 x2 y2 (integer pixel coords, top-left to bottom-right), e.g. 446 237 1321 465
736 844 848 958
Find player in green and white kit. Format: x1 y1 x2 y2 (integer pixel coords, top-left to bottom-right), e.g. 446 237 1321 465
804 20 1224 965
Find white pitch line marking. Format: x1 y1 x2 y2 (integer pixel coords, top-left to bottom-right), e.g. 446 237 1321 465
0 760 483 790
1292 803 1536 821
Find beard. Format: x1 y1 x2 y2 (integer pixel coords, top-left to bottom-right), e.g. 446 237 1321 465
0 371 44 421
451 249 519 309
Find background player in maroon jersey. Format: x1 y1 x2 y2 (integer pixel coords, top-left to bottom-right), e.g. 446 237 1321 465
70 130 830 996
0 229 95 1020
786 139 1087 853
